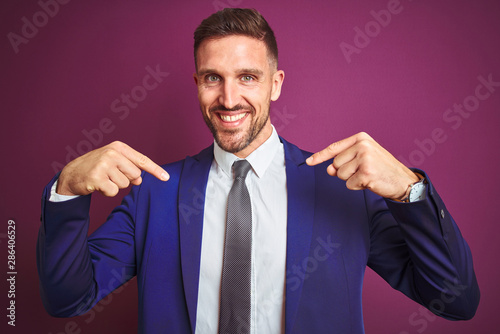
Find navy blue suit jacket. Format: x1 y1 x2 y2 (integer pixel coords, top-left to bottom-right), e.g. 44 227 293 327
37 138 479 333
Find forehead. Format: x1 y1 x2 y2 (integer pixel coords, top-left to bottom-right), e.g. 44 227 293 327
197 35 270 73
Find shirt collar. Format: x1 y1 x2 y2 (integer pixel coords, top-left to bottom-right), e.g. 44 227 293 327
213 125 282 179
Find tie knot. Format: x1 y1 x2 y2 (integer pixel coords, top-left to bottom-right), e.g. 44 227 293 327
232 160 252 180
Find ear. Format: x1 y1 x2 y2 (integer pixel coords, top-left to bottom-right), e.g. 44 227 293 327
193 73 199 85
271 70 285 101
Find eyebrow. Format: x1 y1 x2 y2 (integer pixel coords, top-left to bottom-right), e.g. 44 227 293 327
197 68 264 77
237 68 264 76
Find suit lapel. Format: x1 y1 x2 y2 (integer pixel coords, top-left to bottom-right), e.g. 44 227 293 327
281 138 315 334
178 145 214 333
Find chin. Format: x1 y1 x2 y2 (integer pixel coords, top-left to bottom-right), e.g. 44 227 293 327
215 133 251 153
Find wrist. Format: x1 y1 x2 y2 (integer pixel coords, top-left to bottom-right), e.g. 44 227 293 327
394 172 426 202
55 170 77 196
50 180 80 202
55 179 73 196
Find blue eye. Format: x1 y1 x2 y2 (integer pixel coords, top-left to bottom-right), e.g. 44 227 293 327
207 75 220 82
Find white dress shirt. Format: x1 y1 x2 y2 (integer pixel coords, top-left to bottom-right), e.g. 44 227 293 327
195 126 287 334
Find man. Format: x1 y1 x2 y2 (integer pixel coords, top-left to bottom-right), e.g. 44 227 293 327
37 8 479 334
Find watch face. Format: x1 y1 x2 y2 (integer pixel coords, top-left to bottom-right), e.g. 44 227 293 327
409 182 426 202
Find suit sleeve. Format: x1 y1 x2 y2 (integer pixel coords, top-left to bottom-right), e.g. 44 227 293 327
365 170 480 320
36 173 139 317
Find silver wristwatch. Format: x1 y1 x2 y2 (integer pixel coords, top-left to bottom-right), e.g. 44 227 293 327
400 175 427 203
407 178 427 202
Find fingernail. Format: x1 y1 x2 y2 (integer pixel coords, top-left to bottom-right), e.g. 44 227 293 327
306 156 313 164
161 172 169 181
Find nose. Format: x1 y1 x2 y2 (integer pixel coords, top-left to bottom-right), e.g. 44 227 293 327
218 80 240 110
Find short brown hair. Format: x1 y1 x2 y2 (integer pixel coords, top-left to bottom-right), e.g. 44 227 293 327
194 8 278 70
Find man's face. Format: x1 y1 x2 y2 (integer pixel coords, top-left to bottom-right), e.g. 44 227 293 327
194 35 284 158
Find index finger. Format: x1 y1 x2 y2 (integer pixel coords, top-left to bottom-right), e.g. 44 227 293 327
114 142 170 181
305 133 363 166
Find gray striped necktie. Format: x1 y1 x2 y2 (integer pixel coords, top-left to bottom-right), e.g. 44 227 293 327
219 159 252 334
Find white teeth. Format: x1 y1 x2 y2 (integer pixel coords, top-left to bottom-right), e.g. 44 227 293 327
220 113 246 122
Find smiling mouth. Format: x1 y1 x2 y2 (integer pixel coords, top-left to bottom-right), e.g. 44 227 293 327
219 113 247 122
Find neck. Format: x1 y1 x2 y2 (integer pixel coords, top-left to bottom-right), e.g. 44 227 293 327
234 122 273 158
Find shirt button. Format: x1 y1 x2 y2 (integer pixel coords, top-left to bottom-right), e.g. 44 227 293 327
440 209 445 219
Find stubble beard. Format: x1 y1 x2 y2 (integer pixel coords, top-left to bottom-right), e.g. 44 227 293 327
202 106 270 154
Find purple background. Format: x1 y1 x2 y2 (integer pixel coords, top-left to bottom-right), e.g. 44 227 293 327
1 0 499 333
